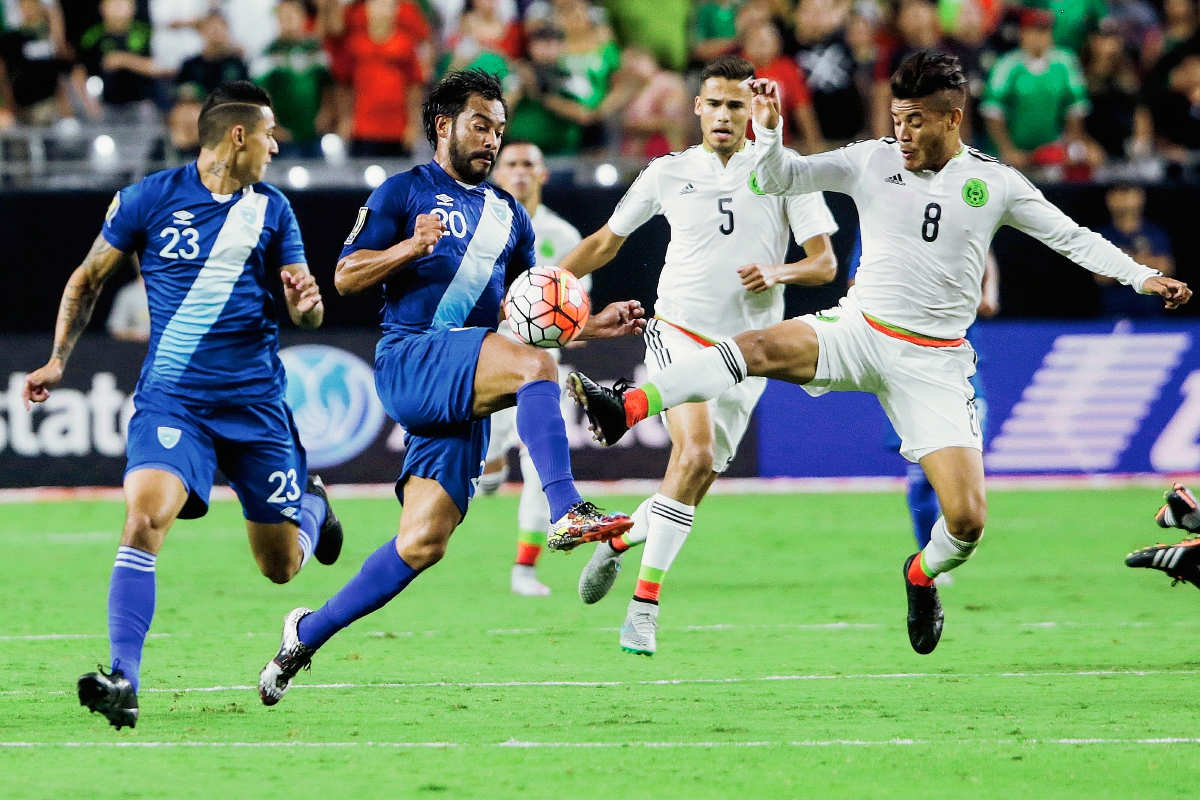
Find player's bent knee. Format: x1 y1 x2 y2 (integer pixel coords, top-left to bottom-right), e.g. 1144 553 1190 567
675 444 715 480
121 510 168 552
519 347 559 384
260 557 300 585
395 527 450 570
945 502 987 542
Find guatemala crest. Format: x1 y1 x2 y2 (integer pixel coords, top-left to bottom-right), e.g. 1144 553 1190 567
157 427 181 449
962 178 988 208
748 171 766 196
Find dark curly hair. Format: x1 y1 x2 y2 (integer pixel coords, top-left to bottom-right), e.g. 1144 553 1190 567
890 52 967 112
422 69 506 149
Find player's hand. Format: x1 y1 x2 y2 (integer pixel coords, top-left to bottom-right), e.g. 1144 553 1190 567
281 269 322 315
22 359 64 410
1143 276 1192 309
578 300 646 340
409 213 446 258
738 263 781 293
745 78 781 131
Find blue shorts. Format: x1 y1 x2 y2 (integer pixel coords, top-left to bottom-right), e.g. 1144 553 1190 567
125 391 307 523
374 327 491 517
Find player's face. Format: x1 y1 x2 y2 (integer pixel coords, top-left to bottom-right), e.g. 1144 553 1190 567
240 107 279 182
695 77 751 156
891 98 960 172
442 95 506 185
492 144 547 205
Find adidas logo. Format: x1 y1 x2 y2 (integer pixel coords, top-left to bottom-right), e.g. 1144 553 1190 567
435 193 455 206
679 183 696 195
885 173 905 185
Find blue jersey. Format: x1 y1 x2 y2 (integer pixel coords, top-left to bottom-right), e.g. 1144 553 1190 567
102 163 306 405
340 161 535 342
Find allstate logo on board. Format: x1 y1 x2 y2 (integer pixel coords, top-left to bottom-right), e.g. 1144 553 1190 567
280 345 386 469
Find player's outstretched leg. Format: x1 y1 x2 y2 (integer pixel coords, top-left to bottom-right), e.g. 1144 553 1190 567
1155 483 1200 532
579 498 650 603
512 449 552 596
1126 534 1200 589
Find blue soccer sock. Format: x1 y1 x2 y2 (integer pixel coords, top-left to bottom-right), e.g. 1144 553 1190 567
296 492 327 567
906 463 941 550
516 380 582 520
108 546 157 693
297 538 420 650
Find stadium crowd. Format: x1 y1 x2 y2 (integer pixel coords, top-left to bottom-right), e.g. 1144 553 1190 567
2 0 1200 172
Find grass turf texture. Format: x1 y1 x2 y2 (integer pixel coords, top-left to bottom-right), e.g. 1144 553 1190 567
1 489 1198 799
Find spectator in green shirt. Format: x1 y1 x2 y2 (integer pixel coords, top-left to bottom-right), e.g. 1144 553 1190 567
603 0 690 71
1023 0 1109 54
692 0 742 62
981 8 1096 169
251 0 332 158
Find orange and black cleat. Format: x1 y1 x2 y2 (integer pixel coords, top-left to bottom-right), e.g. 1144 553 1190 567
1126 535 1200 590
1155 483 1200 532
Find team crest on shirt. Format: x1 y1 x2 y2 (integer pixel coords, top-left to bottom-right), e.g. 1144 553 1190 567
157 427 181 449
748 171 765 196
105 192 121 222
345 206 369 244
539 239 555 259
241 205 258 224
962 178 989 208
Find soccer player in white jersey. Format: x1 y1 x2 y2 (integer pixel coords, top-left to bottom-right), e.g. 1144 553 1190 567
567 52 1191 656
483 139 588 597
558 55 839 655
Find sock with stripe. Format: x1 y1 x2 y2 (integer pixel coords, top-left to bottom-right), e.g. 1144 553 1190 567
625 340 748 427
515 529 546 566
905 464 940 550
610 497 652 553
633 494 695 603
516 380 582 520
296 492 326 568
108 546 157 693
908 517 981 587
297 538 420 650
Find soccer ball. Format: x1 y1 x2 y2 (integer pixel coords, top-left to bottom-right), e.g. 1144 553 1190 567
504 267 591 348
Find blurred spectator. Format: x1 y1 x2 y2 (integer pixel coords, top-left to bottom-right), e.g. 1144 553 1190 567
1084 20 1153 159
447 0 524 66
605 0 691 72
1150 54 1200 158
252 0 333 159
1095 184 1175 317
164 80 202 160
793 0 866 144
872 0 943 139
1023 0 1109 54
741 21 824 153
939 0 1002 43
2 0 66 55
1157 0 1198 63
692 0 741 62
78 0 166 109
981 9 1096 170
106 273 150 342
618 44 687 157
432 0 517 38
177 13 249 98
148 0 205 74
507 25 580 152
557 0 619 145
0 0 77 124
221 0 279 64
1105 0 1162 64
343 0 425 157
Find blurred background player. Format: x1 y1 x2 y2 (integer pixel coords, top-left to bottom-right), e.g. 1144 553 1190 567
1126 483 1200 589
258 70 645 706
557 55 838 656
21 81 342 730
481 139 588 598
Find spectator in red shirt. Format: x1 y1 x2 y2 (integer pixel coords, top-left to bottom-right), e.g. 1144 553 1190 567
343 0 425 157
447 0 525 68
742 22 826 153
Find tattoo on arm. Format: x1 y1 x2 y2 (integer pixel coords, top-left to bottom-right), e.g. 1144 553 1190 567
51 234 129 365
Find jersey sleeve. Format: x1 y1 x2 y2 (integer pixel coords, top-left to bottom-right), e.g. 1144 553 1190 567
751 120 869 195
340 173 412 258
101 182 148 253
505 203 538 286
784 191 838 245
607 160 662 237
267 196 307 268
1000 169 1161 292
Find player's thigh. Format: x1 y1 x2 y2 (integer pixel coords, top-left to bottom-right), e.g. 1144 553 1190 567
121 468 190 553
375 327 491 429
395 475 462 569
124 392 218 523
919 447 986 539
472 331 558 417
215 402 308 527
733 318 821 384
396 419 489 524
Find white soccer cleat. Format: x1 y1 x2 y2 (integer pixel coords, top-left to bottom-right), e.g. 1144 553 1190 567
578 541 623 604
511 564 551 597
259 607 315 706
619 599 658 656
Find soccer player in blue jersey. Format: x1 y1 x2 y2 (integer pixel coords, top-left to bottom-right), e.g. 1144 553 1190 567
21 82 343 730
257 70 644 705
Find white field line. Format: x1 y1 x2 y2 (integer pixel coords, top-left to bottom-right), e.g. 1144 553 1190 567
4 472 1200 504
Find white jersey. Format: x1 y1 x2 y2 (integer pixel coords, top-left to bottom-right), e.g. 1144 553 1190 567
752 121 1160 340
608 141 838 341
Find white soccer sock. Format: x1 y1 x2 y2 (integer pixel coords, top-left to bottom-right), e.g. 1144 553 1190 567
619 497 654 547
921 517 981 574
649 339 747 411
516 447 550 534
640 494 695 574
297 528 314 568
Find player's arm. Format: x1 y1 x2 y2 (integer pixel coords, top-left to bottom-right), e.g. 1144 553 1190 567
558 224 628 279
1002 178 1191 309
747 78 858 196
738 233 837 292
335 213 444 296
22 234 132 407
280 263 324 329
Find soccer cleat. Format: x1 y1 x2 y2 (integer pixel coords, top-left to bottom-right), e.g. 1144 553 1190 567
511 564 552 597
547 501 633 552
77 666 138 730
620 599 658 656
1125 535 1200 590
566 372 630 446
259 607 316 706
578 541 624 604
306 474 343 565
1155 483 1200 532
903 554 944 655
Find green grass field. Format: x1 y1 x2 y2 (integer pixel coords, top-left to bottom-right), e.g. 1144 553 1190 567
1 488 1198 799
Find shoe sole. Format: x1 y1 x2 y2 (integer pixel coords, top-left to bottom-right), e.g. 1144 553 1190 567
579 556 621 604
620 646 654 657
566 374 620 447
548 516 634 552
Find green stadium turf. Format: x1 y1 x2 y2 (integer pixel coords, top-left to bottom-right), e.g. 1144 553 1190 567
1 488 1198 799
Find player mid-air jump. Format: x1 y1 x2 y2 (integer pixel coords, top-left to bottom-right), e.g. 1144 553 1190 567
22 82 343 729
568 52 1191 656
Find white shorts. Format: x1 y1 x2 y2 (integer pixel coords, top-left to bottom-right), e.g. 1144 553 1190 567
644 317 766 473
799 298 982 463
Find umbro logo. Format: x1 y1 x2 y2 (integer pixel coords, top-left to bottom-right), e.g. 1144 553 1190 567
679 183 696 195
885 173 905 185
435 193 455 206
172 210 195 222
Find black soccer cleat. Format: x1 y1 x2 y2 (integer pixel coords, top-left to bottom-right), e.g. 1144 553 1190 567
1155 483 1200 533
1126 535 1200 590
259 607 317 706
566 372 630 446
78 666 138 730
306 474 343 566
903 554 944 655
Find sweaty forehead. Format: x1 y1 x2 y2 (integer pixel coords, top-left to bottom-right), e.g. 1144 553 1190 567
462 95 507 125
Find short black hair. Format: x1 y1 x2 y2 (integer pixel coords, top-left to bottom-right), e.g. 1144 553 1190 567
422 69 506 149
890 51 967 112
197 81 273 148
700 54 755 84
